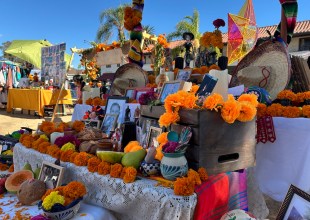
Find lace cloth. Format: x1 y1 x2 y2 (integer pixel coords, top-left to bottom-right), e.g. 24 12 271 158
14 143 197 220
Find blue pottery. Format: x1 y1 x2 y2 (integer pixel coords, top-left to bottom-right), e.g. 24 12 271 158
140 160 161 176
160 151 188 181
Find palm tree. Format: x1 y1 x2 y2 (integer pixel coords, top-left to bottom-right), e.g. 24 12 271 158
96 4 129 44
167 9 201 41
143 25 155 35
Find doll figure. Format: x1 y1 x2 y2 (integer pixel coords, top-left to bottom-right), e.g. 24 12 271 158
182 32 194 67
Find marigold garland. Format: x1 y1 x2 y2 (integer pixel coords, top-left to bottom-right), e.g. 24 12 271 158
70 152 79 163
37 142 51 154
238 94 259 107
277 90 297 101
74 152 93 166
257 103 267 118
98 161 111 175
60 149 75 162
110 163 123 178
281 106 301 118
303 105 310 118
120 167 127 179
123 167 137 183
87 157 101 173
266 103 283 117
157 132 168 144
198 167 208 181
62 181 87 200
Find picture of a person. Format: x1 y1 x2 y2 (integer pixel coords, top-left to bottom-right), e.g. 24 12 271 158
102 115 117 136
160 83 180 103
110 103 120 115
177 70 191 81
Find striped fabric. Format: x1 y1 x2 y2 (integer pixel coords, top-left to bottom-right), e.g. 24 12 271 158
274 0 298 44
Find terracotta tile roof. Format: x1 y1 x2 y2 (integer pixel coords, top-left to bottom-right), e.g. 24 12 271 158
222 20 310 43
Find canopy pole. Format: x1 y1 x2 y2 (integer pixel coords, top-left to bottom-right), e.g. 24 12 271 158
50 51 75 122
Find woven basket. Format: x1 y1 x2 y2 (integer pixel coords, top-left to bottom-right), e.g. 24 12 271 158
43 201 81 220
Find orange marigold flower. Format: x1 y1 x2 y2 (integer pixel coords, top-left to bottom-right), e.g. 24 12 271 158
282 106 301 118
221 100 241 124
303 105 310 118
238 94 259 107
200 66 209 74
42 126 55 136
87 157 101 173
190 85 199 94
266 103 283 117
203 93 223 111
85 98 93 105
70 152 79 163
63 181 87 200
120 167 127 179
157 132 168 144
237 101 257 122
74 152 93 166
198 167 208 182
155 143 164 161
277 90 296 101
123 167 137 183
209 64 221 71
60 149 75 162
159 111 180 128
0 163 9 171
192 68 202 74
98 161 111 175
174 177 195 196
164 93 183 113
124 141 142 153
72 121 85 132
183 93 198 109
296 92 306 103
304 91 310 100
187 169 202 186
37 142 51 154
257 103 267 118
110 163 123 178
64 197 74 206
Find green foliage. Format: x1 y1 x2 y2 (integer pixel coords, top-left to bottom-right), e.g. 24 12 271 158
167 9 201 41
96 4 129 45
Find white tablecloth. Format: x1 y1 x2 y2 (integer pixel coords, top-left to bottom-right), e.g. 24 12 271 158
0 191 116 220
13 143 197 220
255 117 310 201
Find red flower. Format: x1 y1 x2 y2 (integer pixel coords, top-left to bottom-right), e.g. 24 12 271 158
213 19 225 29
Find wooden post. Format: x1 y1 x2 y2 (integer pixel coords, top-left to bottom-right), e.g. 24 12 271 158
281 8 288 44
51 52 75 122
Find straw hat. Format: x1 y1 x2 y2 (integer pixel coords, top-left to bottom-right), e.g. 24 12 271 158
109 63 148 96
232 40 291 100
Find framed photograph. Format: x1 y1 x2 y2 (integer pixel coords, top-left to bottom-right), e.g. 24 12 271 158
277 185 310 219
146 126 162 148
134 87 154 102
125 88 137 100
38 161 65 189
196 74 218 96
82 120 101 129
101 114 119 136
176 69 192 81
105 96 128 124
159 80 185 103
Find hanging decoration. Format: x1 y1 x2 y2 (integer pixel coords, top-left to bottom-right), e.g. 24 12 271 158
227 0 258 65
124 0 145 67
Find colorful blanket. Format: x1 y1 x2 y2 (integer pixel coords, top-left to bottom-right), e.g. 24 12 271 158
194 171 248 220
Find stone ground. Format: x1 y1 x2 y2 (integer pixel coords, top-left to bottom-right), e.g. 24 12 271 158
0 108 282 219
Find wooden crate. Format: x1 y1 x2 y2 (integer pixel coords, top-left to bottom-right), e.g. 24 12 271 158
141 105 256 175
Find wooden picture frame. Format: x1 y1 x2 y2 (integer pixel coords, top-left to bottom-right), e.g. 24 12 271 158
82 120 101 129
159 80 185 103
125 88 137 100
146 126 162 148
276 184 310 219
101 113 119 136
38 161 65 189
176 69 192 81
105 96 128 124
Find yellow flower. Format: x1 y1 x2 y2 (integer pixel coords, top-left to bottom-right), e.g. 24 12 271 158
61 142 76 151
203 93 223 111
42 191 65 211
39 134 49 141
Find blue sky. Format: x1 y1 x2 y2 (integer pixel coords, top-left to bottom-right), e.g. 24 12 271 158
1 0 309 68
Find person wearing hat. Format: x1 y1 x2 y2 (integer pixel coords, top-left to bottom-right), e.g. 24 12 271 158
183 32 195 67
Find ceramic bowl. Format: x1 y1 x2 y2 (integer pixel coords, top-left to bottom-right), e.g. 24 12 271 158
140 160 161 176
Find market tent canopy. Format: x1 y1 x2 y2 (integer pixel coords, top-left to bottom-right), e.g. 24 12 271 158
5 40 71 69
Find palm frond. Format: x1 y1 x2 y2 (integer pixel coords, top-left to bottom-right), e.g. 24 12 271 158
96 23 113 43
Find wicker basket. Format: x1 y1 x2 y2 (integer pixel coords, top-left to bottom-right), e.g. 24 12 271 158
43 201 81 220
